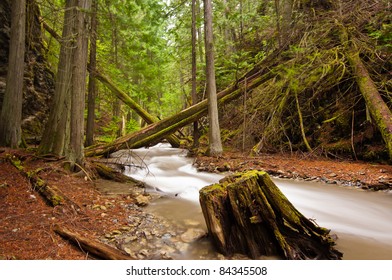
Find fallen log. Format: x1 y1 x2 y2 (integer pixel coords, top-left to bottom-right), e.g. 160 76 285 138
85 72 269 157
53 224 135 260
5 153 80 209
92 71 181 148
92 161 144 185
339 24 392 160
199 170 343 259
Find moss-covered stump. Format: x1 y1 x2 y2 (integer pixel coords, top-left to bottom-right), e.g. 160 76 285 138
199 170 343 260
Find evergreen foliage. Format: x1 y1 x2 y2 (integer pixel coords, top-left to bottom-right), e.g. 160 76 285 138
1 0 390 161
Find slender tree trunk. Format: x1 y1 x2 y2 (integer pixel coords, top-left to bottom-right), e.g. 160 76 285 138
39 0 91 170
204 0 223 156
196 0 204 64
191 0 200 148
86 0 98 147
68 0 91 168
39 1 74 156
274 0 281 47
281 0 293 46
0 0 26 148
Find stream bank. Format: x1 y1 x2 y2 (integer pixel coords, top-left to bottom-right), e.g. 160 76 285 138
97 143 392 260
1 146 391 260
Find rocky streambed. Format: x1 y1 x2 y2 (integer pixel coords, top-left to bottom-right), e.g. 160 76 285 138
94 180 248 260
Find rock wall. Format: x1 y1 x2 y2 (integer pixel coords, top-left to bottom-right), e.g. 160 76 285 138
0 0 54 142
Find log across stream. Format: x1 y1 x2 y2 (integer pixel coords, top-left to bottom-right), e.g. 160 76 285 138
109 143 392 260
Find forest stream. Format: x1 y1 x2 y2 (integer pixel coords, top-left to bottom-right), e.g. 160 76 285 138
108 143 392 260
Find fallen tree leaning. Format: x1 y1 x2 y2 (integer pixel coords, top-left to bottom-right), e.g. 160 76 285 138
85 70 271 157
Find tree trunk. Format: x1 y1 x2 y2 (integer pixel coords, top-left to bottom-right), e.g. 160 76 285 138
204 0 223 156
196 0 204 64
38 1 73 156
199 171 343 260
68 0 91 168
191 0 200 148
348 53 392 159
85 0 98 147
0 0 26 148
340 26 392 160
53 224 134 260
39 0 91 170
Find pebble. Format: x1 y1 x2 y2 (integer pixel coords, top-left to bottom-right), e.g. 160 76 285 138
180 228 206 243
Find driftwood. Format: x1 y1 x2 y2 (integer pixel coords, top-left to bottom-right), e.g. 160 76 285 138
199 170 343 260
53 224 134 260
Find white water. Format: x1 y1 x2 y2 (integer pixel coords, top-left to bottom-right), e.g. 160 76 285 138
113 143 392 259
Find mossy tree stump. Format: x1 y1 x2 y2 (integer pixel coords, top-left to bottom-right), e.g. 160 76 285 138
199 171 343 260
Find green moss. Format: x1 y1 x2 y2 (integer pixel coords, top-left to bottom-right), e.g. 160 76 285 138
51 195 63 206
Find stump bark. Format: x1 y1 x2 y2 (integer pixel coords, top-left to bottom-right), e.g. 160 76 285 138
199 170 343 260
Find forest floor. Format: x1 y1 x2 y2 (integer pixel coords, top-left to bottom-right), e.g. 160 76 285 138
0 147 391 260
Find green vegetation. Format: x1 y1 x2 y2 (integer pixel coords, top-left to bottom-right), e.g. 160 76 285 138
1 0 390 161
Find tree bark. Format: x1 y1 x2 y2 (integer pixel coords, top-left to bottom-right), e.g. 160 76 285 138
53 224 134 260
69 0 91 168
199 171 343 260
39 0 91 170
348 53 392 159
0 0 26 148
204 0 223 156
191 0 200 148
85 0 98 147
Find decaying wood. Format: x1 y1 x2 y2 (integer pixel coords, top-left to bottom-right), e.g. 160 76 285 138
92 161 144 185
53 224 134 260
199 170 343 260
5 154 80 209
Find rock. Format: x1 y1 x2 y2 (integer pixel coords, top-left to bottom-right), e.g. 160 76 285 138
135 194 150 206
111 230 122 235
183 219 201 227
180 228 206 243
123 236 138 243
